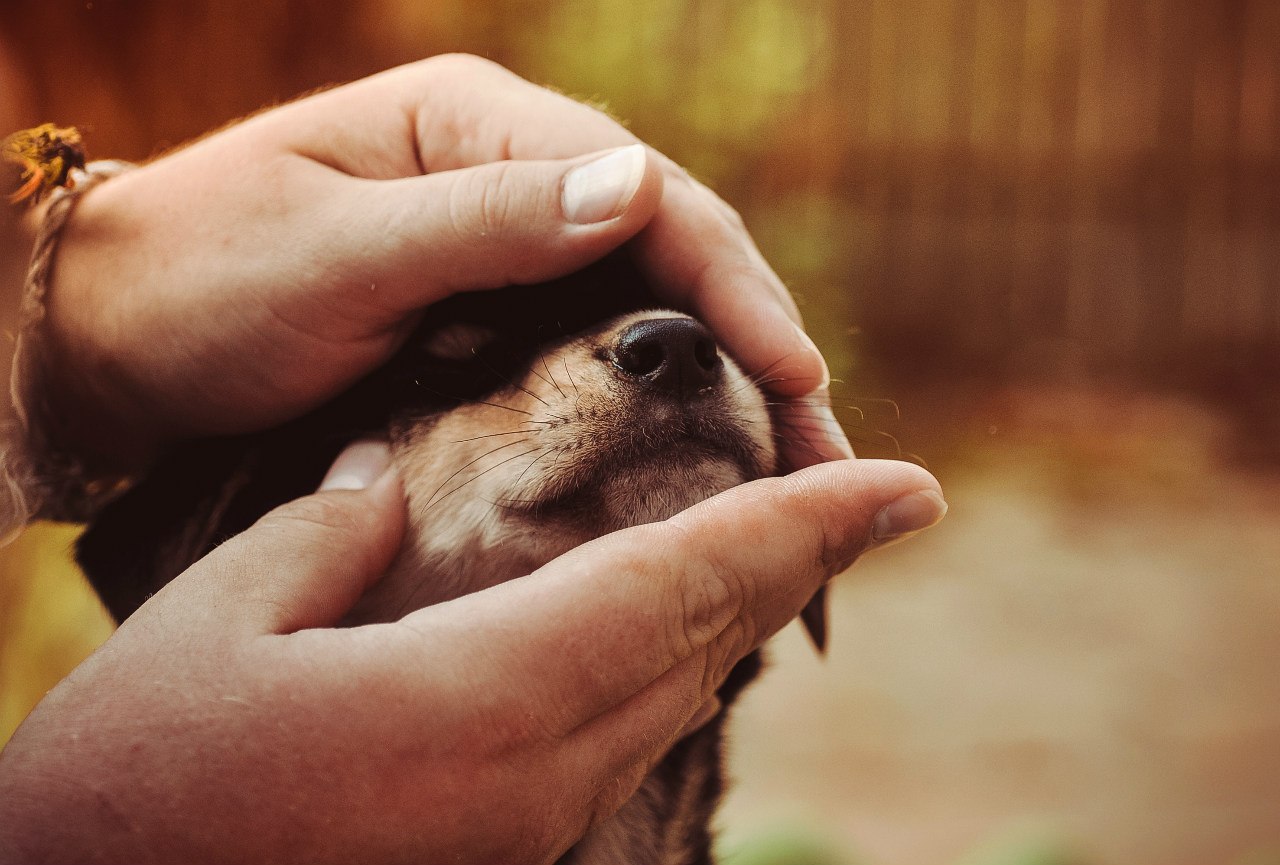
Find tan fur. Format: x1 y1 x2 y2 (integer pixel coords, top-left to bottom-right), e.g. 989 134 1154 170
346 310 774 623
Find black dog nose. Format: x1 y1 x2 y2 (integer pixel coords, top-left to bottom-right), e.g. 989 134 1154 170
612 317 723 398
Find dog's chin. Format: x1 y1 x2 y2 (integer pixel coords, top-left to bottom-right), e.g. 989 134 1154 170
342 450 750 626
557 453 748 532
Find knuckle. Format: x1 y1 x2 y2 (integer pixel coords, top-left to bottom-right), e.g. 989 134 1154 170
667 543 750 674
448 161 522 242
721 201 747 232
470 682 567 757
685 174 747 231
421 52 512 83
702 618 748 694
586 761 650 828
695 257 765 298
709 190 748 232
478 162 522 235
488 704 557 753
817 517 863 577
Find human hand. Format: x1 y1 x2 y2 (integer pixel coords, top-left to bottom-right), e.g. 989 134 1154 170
0 445 942 864
36 54 845 474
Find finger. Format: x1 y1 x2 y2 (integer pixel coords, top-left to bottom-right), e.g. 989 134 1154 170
269 56 848 462
260 55 641 176
638 218 823 400
402 63 835 404
153 442 406 634
633 176 857 466
318 145 663 321
394 459 945 776
265 60 836 389
684 173 805 325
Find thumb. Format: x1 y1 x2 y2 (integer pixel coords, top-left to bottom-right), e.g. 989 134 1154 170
339 144 664 311
177 441 407 634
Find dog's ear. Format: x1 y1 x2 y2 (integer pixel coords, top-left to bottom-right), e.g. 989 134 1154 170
800 587 829 654
75 432 348 624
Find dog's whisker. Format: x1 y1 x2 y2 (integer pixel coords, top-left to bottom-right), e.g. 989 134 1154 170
851 396 902 420
508 444 557 494
466 397 534 417
775 419 905 458
871 428 905 459
426 447 545 513
745 353 806 385
769 430 827 461
768 402 871 423
471 352 552 409
742 375 808 391
452 429 541 443
541 353 567 400
526 352 555 390
771 408 866 425
394 445 547 618
423 439 529 508
562 357 580 399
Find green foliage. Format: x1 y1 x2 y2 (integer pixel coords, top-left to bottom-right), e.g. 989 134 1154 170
952 828 1085 865
722 826 859 865
509 0 828 185
0 524 113 745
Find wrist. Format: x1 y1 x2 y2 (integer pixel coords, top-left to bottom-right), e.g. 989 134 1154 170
5 161 161 527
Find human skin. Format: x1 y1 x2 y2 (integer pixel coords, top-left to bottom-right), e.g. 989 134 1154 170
0 55 948 862
35 53 850 475
0 445 945 864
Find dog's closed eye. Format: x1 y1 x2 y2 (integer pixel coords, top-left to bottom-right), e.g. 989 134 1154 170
421 322 499 362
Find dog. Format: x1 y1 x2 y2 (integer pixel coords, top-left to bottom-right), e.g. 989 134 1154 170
75 252 821 863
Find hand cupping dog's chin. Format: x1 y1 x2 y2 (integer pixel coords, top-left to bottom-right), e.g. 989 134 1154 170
350 308 776 622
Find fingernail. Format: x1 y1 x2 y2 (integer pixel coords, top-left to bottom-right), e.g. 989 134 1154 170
870 490 948 548
319 440 392 491
792 322 831 392
562 143 646 224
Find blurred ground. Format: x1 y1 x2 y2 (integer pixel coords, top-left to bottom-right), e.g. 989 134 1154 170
719 386 1280 865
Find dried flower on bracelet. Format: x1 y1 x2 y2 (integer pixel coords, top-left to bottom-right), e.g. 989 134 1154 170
2 124 87 206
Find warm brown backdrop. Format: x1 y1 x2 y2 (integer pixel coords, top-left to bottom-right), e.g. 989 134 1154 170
2 3 1277 864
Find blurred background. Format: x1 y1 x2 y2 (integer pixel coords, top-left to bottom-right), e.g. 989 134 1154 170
1 1 1278 863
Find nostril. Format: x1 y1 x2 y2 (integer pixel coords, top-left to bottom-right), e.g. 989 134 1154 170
615 337 665 378
693 337 720 373
612 317 724 397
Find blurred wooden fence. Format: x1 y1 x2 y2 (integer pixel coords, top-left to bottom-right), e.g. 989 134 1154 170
721 0 1280 391
2 0 1277 394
